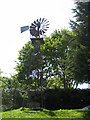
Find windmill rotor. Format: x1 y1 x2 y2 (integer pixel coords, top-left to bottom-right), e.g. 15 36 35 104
30 18 49 37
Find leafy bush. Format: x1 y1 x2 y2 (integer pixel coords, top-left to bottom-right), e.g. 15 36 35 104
2 88 90 111
44 88 90 110
2 89 23 111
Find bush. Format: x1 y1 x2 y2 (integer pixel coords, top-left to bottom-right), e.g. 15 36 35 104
2 89 23 111
44 88 90 110
2 88 90 111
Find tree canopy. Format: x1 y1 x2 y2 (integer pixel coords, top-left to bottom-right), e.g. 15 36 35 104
69 1 90 84
15 29 76 89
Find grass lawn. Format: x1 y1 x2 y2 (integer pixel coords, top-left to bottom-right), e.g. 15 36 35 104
1 107 90 120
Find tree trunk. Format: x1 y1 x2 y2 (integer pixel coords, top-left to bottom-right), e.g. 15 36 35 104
63 72 66 88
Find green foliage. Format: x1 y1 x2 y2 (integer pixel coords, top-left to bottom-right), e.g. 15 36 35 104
69 2 89 83
45 88 90 110
1 76 23 111
1 2 90 113
0 68 2 74
16 29 76 90
42 29 75 88
2 89 23 111
16 40 45 91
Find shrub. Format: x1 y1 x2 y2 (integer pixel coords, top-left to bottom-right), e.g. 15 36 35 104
44 88 90 110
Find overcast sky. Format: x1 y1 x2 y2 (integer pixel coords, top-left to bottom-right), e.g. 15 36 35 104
0 0 89 89
0 0 74 75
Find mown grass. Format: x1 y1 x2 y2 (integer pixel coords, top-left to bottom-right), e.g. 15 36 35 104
1 107 90 119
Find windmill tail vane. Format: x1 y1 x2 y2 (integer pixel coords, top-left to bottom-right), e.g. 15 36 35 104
21 26 29 33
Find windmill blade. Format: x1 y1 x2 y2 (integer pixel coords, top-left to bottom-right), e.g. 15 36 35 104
41 29 47 34
43 29 47 31
39 18 41 22
45 26 49 28
41 18 45 24
33 21 38 26
43 19 47 23
45 21 49 24
42 18 45 22
36 19 39 23
30 26 36 29
31 23 37 27
21 26 29 33
44 22 49 26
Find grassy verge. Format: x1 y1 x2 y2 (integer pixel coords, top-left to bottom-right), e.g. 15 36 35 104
1 107 90 119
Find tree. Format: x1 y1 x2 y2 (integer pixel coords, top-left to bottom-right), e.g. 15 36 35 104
16 29 75 91
16 39 47 108
69 2 90 84
42 29 75 88
0 75 23 111
0 73 28 110
16 40 46 91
